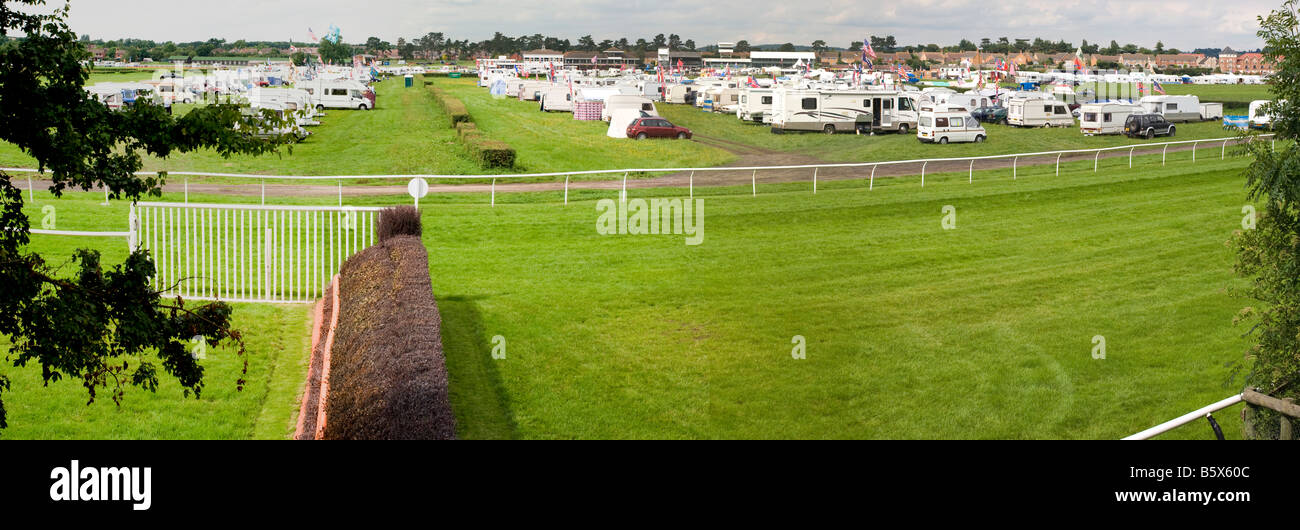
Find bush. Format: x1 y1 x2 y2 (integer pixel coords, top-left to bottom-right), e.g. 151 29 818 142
428 85 470 126
377 206 423 242
465 135 516 168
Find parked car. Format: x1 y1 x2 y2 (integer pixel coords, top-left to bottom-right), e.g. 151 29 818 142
918 108 987 144
1123 113 1176 139
626 117 692 140
970 105 1007 124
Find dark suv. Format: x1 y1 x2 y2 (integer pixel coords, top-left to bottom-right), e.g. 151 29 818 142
1124 114 1176 139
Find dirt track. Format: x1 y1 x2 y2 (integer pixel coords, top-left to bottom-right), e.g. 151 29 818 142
17 135 1253 198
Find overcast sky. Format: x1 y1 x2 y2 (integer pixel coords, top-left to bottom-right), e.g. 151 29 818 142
39 0 1274 50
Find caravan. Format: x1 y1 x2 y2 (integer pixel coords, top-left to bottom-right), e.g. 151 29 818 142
737 88 774 123
601 95 658 122
540 87 575 112
1248 99 1279 129
1138 95 1202 122
1006 99 1074 127
1078 102 1144 135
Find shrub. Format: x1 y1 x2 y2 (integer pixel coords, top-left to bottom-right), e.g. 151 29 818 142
377 206 423 242
465 135 516 168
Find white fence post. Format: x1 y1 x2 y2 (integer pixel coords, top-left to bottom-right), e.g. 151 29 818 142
689 171 694 198
621 172 627 203
1094 150 1100 172
1222 139 1228 160
1162 144 1167 166
184 177 189 203
1129 146 1135 168
751 169 756 196
27 175 33 203
1055 153 1062 176
337 180 342 206
492 178 497 207
969 160 973 183
813 167 818 194
870 165 877 190
1192 141 1197 163
1013 156 1018 180
564 175 569 205
920 161 927 187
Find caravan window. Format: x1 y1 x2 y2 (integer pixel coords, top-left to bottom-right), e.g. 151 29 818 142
1165 103 1177 111
1083 112 1098 122
762 96 772 104
641 103 654 111
935 117 949 127
1054 105 1068 115
1103 112 1113 122
329 88 348 96
920 116 932 127
802 98 817 110
883 99 893 110
899 98 913 111
1043 105 1053 114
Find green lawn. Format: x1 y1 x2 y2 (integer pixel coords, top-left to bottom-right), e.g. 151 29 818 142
423 154 1260 439
0 194 314 440
430 77 735 173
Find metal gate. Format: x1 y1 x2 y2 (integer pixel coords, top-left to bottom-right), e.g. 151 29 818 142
132 202 385 303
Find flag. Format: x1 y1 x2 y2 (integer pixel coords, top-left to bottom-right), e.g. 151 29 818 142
863 57 872 71
548 62 555 82
1137 81 1145 96
1153 80 1165 94
308 28 318 42
863 39 876 60
677 59 684 73
591 54 598 65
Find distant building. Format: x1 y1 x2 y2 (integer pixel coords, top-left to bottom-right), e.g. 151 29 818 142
656 48 704 69
718 42 735 56
563 49 639 70
749 51 815 68
521 48 564 65
164 56 254 66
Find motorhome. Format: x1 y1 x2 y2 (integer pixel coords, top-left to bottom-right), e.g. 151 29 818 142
246 87 320 126
601 95 658 122
1077 102 1144 135
517 81 551 102
737 88 775 123
299 80 374 110
1006 99 1075 127
769 89 873 134
917 105 987 144
1249 99 1278 129
1138 95 1201 122
665 84 696 104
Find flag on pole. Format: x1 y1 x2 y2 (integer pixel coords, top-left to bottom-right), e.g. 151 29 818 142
1153 80 1165 94
863 39 876 61
677 59 684 73
308 28 318 42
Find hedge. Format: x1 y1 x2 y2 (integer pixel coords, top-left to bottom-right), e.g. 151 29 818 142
428 85 470 126
429 83 515 168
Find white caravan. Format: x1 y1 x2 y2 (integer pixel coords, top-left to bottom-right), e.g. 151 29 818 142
300 80 373 110
917 105 986 144
1249 99 1278 129
665 84 697 104
539 88 575 112
1078 102 1144 135
769 89 873 134
1006 99 1074 127
1138 95 1201 122
518 81 551 102
247 87 319 126
601 95 658 122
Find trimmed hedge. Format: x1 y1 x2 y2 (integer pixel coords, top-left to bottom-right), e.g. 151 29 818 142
428 83 516 168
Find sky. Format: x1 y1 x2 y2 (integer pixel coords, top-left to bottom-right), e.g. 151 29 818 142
32 0 1276 50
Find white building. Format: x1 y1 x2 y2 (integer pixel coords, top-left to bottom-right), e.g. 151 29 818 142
750 51 816 68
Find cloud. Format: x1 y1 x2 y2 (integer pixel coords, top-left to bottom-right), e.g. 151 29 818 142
49 0 1273 50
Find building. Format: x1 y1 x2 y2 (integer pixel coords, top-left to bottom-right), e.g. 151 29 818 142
521 48 564 66
1217 47 1238 73
563 49 639 70
718 42 735 56
655 48 704 69
749 51 815 68
1231 52 1271 74
163 56 254 66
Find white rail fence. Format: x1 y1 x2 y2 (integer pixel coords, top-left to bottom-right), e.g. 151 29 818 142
132 202 385 303
1 134 1278 206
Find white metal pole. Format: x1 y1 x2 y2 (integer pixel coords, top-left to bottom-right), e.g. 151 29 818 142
621 172 627 203
1192 141 1197 163
1162 144 1167 166
28 175 34 202
751 170 756 196
969 160 974 183
492 178 496 207
1222 139 1228 160
261 179 265 205
184 177 189 203
1055 153 1061 176
1094 150 1100 172
921 161 927 187
337 180 342 206
1013 156 1017 180
1122 394 1243 440
689 171 694 198
1129 147 1134 168
813 167 818 194
870 165 876 190
564 175 569 205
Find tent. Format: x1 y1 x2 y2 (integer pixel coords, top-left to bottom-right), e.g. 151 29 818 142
606 109 644 139
489 79 508 97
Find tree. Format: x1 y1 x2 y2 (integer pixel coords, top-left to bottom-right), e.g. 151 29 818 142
652 33 666 48
811 39 827 53
578 34 596 50
779 43 795 52
734 40 751 53
1154 41 1165 54
957 39 976 52
849 41 862 51
291 51 307 66
668 34 681 50
0 0 293 431
318 33 353 64
1230 0 1300 438
683 39 695 51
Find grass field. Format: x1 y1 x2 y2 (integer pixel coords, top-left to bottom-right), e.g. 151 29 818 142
0 80 1276 440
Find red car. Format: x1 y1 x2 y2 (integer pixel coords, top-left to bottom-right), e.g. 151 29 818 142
626 117 692 140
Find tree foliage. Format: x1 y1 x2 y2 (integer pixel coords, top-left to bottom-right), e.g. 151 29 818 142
1230 0 1300 435
0 0 290 431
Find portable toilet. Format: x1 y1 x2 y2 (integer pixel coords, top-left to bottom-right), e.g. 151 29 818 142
404 74 414 88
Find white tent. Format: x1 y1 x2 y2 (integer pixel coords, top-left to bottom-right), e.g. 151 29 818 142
606 108 643 139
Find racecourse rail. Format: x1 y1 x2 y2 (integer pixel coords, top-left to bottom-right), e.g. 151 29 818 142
1 133 1279 206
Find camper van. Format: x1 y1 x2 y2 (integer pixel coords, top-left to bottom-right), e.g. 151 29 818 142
247 88 320 126
665 84 696 104
539 88 575 112
917 105 986 144
769 89 873 134
737 88 774 123
601 95 658 122
1138 95 1202 122
1006 99 1075 127
858 90 920 133
518 81 551 102
300 80 374 110
1078 102 1144 135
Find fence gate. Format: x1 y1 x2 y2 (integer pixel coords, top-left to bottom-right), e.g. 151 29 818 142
132 202 385 303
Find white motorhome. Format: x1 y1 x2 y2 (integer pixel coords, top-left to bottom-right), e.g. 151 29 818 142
539 87 575 112
1078 102 1144 135
247 87 320 126
917 105 986 144
665 84 696 104
769 89 873 134
299 80 373 110
1006 99 1074 127
737 88 774 123
601 95 658 122
1138 95 1201 122
857 90 921 133
517 81 551 102
1249 99 1278 129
